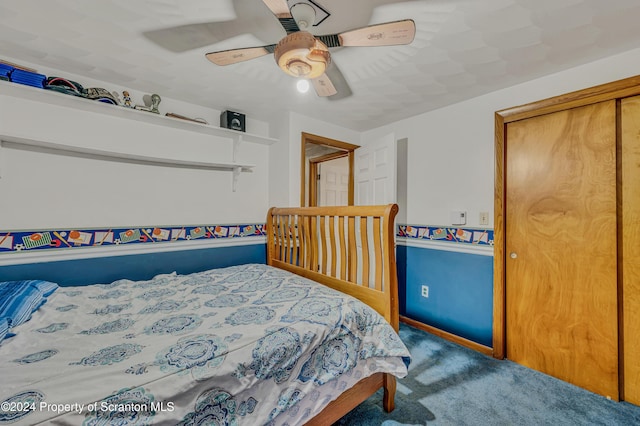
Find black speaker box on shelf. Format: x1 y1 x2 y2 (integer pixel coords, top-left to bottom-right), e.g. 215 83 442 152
220 110 246 132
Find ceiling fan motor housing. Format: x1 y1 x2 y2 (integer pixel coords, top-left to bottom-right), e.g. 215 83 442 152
274 31 330 79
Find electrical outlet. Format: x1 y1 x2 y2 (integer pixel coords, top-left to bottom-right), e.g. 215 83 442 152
421 285 429 298
479 211 490 226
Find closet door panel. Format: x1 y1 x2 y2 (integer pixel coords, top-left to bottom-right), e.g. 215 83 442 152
505 101 618 399
621 95 640 404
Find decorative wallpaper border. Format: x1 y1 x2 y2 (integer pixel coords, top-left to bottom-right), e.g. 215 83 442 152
0 223 492 254
0 224 266 254
397 224 494 246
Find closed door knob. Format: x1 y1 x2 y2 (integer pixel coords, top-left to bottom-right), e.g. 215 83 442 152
510 252 518 259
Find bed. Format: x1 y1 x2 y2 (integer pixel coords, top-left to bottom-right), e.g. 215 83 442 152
0 204 410 425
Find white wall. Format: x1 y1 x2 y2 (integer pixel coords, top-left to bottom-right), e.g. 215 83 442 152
360 47 640 228
0 58 272 230
268 112 291 209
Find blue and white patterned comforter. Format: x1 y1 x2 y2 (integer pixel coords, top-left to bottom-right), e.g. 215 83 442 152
0 264 411 425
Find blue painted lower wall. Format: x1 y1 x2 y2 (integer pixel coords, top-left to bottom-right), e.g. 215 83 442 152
397 244 493 347
2 242 492 347
0 244 266 287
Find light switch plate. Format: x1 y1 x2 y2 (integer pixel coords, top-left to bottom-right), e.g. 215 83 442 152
479 211 490 226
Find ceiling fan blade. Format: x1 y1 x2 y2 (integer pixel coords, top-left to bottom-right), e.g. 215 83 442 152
205 45 276 66
311 73 337 97
262 0 300 33
324 63 352 100
318 19 416 48
144 21 243 53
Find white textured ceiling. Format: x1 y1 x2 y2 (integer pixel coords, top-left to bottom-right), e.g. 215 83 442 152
2 0 640 131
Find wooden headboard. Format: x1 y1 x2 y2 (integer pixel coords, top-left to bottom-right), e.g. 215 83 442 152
266 204 399 331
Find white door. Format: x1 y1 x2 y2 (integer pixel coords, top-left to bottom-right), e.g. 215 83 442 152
319 156 349 206
354 133 397 287
355 133 397 205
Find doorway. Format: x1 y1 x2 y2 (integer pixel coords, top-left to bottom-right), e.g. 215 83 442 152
301 132 359 207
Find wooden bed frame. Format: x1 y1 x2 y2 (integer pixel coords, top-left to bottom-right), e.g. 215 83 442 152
266 204 400 425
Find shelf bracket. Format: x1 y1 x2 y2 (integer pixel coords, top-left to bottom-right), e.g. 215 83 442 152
233 134 243 163
232 166 242 192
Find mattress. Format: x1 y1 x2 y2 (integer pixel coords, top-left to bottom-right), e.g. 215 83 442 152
0 263 410 425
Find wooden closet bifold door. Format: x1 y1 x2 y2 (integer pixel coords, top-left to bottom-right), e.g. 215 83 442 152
621 96 640 405
505 100 619 399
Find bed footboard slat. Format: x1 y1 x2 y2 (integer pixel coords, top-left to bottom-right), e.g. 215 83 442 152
299 216 306 268
373 216 383 292
311 216 319 272
283 215 291 264
320 216 328 275
339 216 347 280
329 216 337 277
348 216 357 282
291 216 299 266
360 216 370 288
275 215 283 261
304 216 312 269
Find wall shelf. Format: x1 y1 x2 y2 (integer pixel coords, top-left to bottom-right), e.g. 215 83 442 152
0 135 255 192
0 79 278 192
0 80 278 146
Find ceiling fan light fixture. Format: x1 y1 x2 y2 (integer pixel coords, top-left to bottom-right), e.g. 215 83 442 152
296 79 310 93
275 31 330 79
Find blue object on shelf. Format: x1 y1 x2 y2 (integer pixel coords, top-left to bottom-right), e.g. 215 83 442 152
0 63 14 80
10 69 46 88
96 97 117 105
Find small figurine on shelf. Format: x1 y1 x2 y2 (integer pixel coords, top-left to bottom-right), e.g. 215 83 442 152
150 94 161 114
134 93 161 114
122 91 132 108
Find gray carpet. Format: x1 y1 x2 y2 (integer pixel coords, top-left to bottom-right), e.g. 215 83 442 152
335 324 640 425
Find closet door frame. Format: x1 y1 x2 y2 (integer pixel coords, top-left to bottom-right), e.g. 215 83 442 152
493 74 640 364
620 96 640 404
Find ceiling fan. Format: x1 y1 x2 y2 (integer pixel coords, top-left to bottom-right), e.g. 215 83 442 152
204 0 416 97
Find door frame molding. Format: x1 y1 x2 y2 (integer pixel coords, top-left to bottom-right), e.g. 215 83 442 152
493 74 640 359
